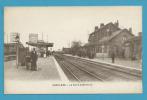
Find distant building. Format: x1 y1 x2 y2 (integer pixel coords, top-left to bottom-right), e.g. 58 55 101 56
4 43 24 55
88 21 135 58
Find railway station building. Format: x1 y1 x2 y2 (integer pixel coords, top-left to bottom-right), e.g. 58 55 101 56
88 20 137 58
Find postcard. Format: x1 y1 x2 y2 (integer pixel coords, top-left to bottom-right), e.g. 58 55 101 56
4 6 142 94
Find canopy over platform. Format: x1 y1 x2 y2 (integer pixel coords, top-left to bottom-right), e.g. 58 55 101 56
26 42 53 47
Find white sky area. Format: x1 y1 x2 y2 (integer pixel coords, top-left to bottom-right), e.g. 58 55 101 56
4 6 142 50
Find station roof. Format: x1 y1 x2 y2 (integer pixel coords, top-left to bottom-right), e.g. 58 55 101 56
26 42 53 47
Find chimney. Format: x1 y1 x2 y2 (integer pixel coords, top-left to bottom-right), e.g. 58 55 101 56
95 26 99 32
129 27 132 33
100 23 104 28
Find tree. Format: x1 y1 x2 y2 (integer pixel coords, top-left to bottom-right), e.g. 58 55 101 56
71 41 82 56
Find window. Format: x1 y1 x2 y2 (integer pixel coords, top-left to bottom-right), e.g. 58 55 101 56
122 35 127 43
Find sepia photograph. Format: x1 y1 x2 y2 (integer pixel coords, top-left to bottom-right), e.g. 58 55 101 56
4 6 142 94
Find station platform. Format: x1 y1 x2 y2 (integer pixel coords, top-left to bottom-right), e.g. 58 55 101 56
64 54 142 71
92 57 142 70
4 56 68 81
4 56 69 94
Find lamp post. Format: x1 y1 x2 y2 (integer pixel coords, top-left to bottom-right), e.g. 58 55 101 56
15 34 20 68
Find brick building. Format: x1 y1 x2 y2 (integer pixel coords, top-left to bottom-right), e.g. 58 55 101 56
88 21 135 58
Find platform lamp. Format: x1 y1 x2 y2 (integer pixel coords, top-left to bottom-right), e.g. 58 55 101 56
15 34 20 69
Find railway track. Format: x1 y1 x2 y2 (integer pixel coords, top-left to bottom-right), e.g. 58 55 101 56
55 55 104 82
54 54 142 82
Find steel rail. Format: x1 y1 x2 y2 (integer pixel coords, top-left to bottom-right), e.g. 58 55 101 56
65 59 104 81
70 59 139 81
64 55 142 78
54 56 81 82
55 55 104 81
60 61 81 82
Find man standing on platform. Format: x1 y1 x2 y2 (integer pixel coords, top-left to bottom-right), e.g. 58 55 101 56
111 51 115 63
111 46 116 63
31 48 38 71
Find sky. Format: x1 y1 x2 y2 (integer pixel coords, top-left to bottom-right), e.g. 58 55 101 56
4 6 142 50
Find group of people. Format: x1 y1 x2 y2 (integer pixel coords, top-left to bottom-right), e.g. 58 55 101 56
26 48 54 71
40 50 53 57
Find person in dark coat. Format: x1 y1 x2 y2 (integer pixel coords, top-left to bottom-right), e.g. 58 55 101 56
111 51 115 63
30 48 38 71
